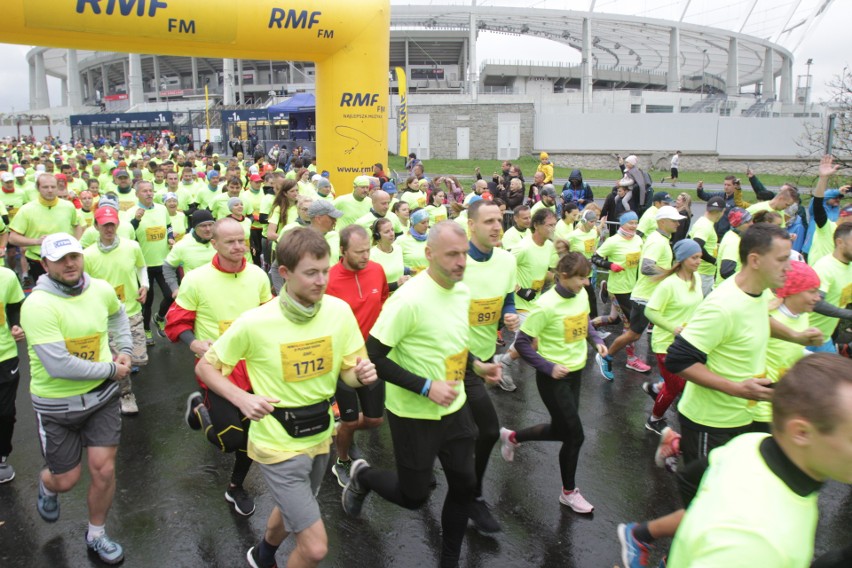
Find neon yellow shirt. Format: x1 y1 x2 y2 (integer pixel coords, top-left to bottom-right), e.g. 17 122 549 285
500 226 530 251
371 272 470 420
370 245 405 285
596 233 643 294
464 247 517 360
397 233 428 274
636 205 659 238
668 434 818 568
512 237 558 311
807 220 836 267
9 199 79 261
83 239 146 317
810 254 852 342
678 277 771 428
164 234 215 273
632 230 673 301
521 287 590 371
176 262 272 343
23 278 122 398
0 267 24 362
688 216 718 276
122 203 171 267
753 308 809 422
645 273 703 354
210 296 362 458
333 193 371 229
715 229 742 284
567 226 599 259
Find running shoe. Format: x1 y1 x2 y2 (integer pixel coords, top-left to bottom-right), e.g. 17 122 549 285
341 459 370 517
499 427 519 462
86 532 125 565
618 522 652 568
645 417 668 436
144 329 154 346
120 393 139 416
559 488 594 514
152 314 167 338
626 357 652 373
469 497 502 535
642 381 661 401
654 427 681 472
332 458 352 488
37 479 59 522
595 353 614 381
599 280 609 304
0 456 15 484
225 485 256 516
184 392 204 430
247 545 278 568
495 353 517 392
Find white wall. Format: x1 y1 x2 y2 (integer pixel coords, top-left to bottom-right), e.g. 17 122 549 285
0 125 72 141
534 113 820 158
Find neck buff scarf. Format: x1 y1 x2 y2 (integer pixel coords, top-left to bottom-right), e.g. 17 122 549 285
97 236 120 254
279 285 322 324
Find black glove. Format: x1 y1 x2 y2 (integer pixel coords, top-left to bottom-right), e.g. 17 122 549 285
517 288 537 302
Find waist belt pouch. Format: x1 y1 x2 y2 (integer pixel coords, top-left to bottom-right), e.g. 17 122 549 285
271 400 331 438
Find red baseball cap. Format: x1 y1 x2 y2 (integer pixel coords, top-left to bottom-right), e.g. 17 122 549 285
249 174 262 182
94 207 120 225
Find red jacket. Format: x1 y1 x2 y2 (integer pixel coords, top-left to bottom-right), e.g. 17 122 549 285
325 260 389 340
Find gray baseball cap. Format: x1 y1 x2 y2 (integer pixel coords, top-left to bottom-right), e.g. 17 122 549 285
307 200 343 219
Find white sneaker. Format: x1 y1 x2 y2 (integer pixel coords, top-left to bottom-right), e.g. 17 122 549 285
496 353 517 392
120 393 139 416
499 427 519 462
559 488 594 514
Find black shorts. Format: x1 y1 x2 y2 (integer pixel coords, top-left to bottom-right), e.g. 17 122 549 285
671 167 679 178
628 302 650 334
387 404 477 472
335 379 386 423
678 414 751 465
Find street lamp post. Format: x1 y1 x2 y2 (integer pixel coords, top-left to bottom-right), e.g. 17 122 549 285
804 58 813 113
701 49 707 97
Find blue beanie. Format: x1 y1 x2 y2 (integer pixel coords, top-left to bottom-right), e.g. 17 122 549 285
410 209 430 225
673 239 702 262
619 211 639 225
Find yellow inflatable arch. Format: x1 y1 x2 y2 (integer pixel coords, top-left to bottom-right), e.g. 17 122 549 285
3 0 390 194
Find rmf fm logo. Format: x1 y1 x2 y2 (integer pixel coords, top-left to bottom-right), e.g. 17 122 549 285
340 93 385 112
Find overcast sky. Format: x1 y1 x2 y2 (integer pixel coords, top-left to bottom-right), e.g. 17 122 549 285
0 1 848 114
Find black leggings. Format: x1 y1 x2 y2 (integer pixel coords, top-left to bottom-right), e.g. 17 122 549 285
359 409 476 568
583 283 599 320
249 228 263 267
0 358 20 457
203 388 253 487
515 370 585 490
464 370 500 497
143 266 173 330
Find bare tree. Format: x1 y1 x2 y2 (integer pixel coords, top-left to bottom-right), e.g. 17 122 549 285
798 67 852 178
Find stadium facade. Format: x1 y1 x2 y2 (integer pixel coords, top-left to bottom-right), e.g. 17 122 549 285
12 1 836 171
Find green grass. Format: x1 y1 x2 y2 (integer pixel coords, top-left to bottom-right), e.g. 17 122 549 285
386 155 818 188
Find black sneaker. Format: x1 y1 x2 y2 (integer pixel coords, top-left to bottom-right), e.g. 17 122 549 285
641 381 660 402
184 392 204 430
341 459 370 517
645 417 668 436
247 545 277 568
225 485 256 516
469 498 502 535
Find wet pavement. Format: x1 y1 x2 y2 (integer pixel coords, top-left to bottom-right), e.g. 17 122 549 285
0 312 849 568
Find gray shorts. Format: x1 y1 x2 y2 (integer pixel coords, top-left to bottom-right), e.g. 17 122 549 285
258 452 329 534
36 393 121 475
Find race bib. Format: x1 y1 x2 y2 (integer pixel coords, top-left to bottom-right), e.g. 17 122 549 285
563 312 588 342
531 279 545 292
584 238 595 254
65 334 100 362
7 208 17 219
119 201 135 211
145 226 167 242
840 283 852 308
0 302 5 326
174 232 185 242
469 297 503 327
280 336 333 382
218 320 234 336
625 252 641 268
114 284 125 302
445 349 468 382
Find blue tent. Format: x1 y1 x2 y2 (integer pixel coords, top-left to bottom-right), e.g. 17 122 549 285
267 93 316 116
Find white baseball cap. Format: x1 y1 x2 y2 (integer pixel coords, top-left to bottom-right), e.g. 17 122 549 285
41 233 84 261
655 205 686 221
1 172 13 183
13 167 25 177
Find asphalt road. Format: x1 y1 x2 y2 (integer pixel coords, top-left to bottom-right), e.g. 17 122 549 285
0 299 849 567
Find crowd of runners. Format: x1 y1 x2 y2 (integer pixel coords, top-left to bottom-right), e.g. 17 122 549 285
0 138 850 567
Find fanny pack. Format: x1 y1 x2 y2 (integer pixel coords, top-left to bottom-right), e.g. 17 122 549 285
270 399 332 438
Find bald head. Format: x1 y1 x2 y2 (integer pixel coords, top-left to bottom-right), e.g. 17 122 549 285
371 190 391 216
474 179 488 194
